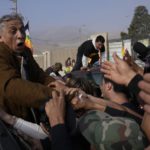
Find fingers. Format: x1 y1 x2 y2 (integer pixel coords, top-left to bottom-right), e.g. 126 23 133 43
59 89 64 98
113 52 122 64
138 74 150 114
69 88 79 95
52 90 58 99
138 80 150 94
51 89 65 104
45 101 52 116
101 61 112 74
102 61 113 68
101 62 112 80
138 74 150 113
56 80 65 85
139 91 150 105
144 105 150 114
65 88 79 97
104 74 112 80
71 92 88 110
143 73 150 83
100 67 110 74
101 64 111 71
71 97 84 110
48 80 65 88
102 61 116 71
48 82 56 88
71 98 78 105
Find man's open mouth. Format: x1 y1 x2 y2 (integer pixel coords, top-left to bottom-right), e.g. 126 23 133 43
17 42 24 47
16 41 25 49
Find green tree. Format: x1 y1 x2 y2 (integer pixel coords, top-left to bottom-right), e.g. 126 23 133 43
128 6 150 40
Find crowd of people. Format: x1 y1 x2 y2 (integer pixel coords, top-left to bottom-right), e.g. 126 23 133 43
0 13 150 150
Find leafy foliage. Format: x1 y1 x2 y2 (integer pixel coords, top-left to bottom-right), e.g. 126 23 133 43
121 6 150 40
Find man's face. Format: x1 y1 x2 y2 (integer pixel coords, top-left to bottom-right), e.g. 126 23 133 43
95 41 104 50
0 19 25 53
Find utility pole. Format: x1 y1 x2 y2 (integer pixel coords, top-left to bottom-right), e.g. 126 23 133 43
10 0 18 14
78 25 86 43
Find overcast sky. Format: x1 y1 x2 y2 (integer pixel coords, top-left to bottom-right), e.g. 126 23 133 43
1 0 150 40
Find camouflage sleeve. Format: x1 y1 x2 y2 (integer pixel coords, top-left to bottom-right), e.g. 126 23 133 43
78 110 146 150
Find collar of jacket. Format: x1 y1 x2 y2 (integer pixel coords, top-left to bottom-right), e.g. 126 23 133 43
92 37 98 51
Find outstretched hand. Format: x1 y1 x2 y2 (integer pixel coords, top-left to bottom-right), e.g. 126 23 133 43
101 53 136 86
123 49 144 75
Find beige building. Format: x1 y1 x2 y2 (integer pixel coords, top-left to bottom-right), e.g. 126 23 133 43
33 48 77 70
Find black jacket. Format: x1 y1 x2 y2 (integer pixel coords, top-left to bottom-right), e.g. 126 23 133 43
72 40 105 71
51 124 90 150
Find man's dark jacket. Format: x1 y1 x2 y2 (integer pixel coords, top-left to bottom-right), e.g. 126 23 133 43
72 40 105 71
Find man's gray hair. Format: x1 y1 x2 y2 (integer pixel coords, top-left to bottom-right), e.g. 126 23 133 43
0 13 24 31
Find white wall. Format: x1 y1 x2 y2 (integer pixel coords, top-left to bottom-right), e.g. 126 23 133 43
109 40 131 62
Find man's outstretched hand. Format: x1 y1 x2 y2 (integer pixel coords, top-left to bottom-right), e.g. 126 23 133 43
101 53 136 86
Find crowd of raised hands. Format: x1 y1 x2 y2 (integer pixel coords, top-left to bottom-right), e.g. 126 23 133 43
101 51 150 114
0 49 150 149
100 51 150 149
45 50 150 149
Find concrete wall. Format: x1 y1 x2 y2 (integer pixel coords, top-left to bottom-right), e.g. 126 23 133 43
33 54 45 69
49 48 77 66
109 41 122 61
33 48 77 70
109 39 132 62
